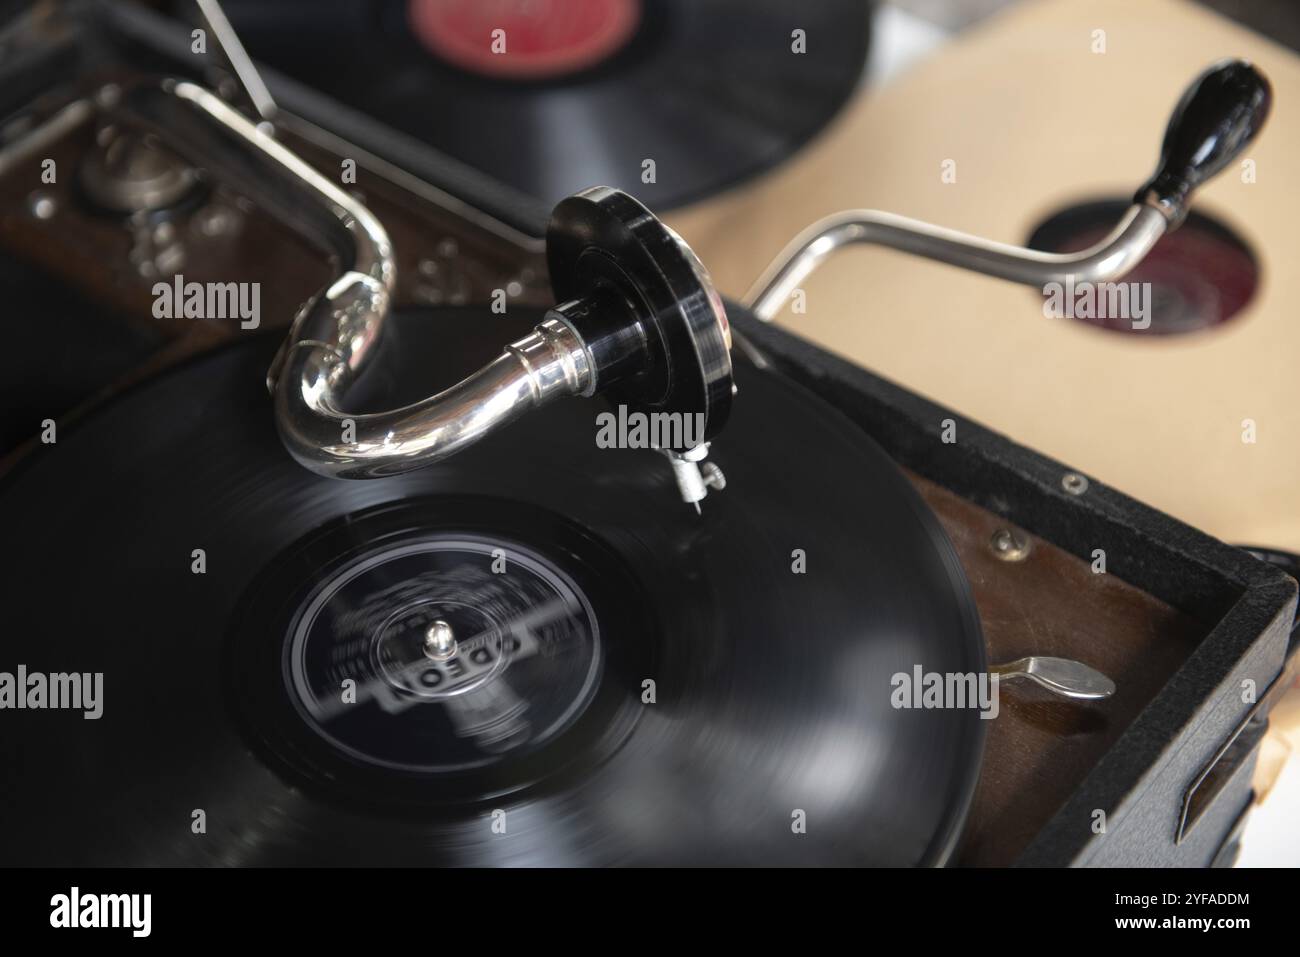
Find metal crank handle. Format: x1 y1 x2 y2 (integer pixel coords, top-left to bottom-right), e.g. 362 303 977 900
109 82 733 481
743 59 1271 321
990 657 1116 701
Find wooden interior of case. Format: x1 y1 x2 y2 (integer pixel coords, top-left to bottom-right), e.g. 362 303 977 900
908 474 1201 865
0 84 1211 866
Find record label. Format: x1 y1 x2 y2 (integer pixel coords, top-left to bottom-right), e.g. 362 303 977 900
285 535 603 773
408 0 642 79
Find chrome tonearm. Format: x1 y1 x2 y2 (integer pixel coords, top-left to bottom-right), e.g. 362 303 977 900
109 80 733 487
743 60 1271 322
122 0 734 500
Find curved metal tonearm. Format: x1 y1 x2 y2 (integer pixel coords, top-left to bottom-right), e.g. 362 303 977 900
116 80 597 479
111 81 734 481
744 59 1271 322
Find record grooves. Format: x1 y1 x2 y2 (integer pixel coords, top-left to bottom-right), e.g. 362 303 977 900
0 307 983 866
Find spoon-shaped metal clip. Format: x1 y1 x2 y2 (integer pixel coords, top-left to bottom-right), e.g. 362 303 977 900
990 656 1116 701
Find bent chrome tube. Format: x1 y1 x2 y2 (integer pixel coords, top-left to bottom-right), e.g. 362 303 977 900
112 80 590 478
742 204 1168 323
274 309 591 478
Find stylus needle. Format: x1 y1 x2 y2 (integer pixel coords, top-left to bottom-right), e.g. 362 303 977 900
989 657 1116 700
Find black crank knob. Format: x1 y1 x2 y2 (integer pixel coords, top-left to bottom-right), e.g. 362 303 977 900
1135 59 1271 226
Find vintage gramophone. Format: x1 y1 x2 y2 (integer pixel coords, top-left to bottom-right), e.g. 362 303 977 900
0 0 1292 867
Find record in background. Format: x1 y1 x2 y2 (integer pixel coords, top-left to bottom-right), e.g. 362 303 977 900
210 0 872 210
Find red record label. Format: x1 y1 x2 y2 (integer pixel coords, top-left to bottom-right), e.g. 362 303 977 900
408 0 641 80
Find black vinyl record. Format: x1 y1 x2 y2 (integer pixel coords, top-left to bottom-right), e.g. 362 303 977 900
0 307 983 866
214 0 871 209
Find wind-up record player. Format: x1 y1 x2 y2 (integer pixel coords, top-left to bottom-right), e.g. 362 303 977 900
0 0 1293 869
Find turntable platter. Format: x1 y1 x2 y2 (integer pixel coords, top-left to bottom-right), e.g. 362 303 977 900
0 307 983 866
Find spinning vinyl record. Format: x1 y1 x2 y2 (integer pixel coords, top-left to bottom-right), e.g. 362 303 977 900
0 307 982 866
214 0 872 209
